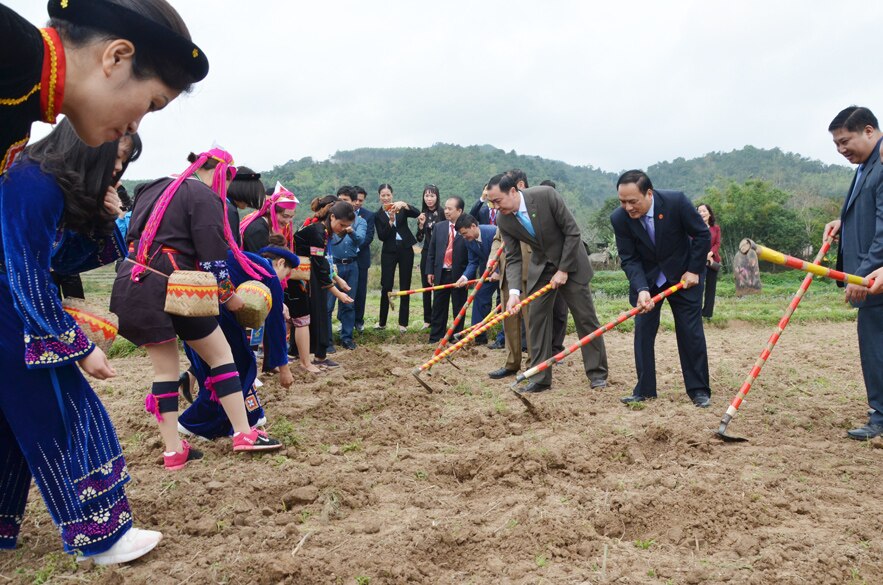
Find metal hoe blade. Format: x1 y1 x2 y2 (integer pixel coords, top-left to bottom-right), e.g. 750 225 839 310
715 415 748 443
412 369 435 393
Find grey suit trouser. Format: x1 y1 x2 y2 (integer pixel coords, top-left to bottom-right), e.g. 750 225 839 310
526 272 608 387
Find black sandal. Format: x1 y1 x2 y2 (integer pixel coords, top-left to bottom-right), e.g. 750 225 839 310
179 371 194 404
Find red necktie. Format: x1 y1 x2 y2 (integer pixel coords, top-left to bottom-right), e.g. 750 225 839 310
443 223 454 268
489 208 497 225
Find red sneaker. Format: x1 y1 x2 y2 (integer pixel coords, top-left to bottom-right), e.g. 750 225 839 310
163 439 203 471
232 428 282 452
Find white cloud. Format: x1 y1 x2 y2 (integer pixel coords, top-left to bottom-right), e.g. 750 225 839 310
10 0 878 180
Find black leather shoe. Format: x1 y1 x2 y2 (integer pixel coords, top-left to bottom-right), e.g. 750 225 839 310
620 394 653 404
341 340 356 350
487 340 505 350
692 393 711 408
847 423 883 441
517 382 551 394
488 367 518 379
590 379 608 389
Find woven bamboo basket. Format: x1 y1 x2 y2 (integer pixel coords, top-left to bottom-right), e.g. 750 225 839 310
62 297 118 353
164 270 219 317
290 256 311 281
235 280 272 329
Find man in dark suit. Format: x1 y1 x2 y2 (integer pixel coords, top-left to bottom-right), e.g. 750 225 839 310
352 186 374 333
611 170 711 407
823 106 883 440
426 197 468 343
486 173 608 393
456 214 498 345
468 185 495 226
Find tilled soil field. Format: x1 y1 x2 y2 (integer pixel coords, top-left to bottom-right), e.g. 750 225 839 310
3 321 883 584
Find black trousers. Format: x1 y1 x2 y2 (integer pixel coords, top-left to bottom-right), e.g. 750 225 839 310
52 273 85 299
428 270 467 342
701 267 718 318
419 251 432 324
354 247 371 330
633 279 709 399
379 242 414 328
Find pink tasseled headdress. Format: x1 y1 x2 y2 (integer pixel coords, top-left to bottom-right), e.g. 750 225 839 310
239 181 299 249
130 148 272 282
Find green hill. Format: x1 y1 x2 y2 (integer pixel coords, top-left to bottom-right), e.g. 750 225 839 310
123 143 853 242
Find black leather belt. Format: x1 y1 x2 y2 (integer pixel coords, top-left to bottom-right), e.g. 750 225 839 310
337 257 357 265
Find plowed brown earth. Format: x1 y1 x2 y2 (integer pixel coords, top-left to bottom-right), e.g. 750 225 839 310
3 322 882 584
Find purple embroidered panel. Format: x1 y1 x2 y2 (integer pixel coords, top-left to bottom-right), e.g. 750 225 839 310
0 515 22 543
61 496 132 553
74 456 130 504
24 325 93 368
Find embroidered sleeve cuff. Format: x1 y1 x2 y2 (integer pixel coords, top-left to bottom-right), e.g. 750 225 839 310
96 230 125 267
218 278 235 303
24 325 95 368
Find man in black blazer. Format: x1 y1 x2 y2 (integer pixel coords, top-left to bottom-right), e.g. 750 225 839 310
611 170 711 407
487 173 608 393
823 106 883 440
352 186 374 333
426 197 468 343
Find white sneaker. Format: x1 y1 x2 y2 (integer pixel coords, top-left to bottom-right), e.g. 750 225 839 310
177 423 211 442
255 416 267 427
78 527 162 565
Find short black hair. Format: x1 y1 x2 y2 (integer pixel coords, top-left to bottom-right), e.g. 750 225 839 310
352 185 367 198
336 186 355 201
228 165 265 209
455 213 478 231
488 173 517 192
616 170 653 194
540 179 556 188
508 168 529 188
829 106 879 133
448 196 465 211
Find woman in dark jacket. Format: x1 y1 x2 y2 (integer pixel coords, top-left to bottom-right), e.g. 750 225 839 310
374 183 420 332
415 185 442 330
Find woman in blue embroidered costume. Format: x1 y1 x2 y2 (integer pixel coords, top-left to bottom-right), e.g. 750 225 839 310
178 236 298 440
110 149 284 471
0 119 161 565
1 0 209 174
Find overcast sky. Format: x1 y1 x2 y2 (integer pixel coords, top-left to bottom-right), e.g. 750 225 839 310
9 0 882 180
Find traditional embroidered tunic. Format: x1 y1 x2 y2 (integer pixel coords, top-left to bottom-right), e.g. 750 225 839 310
178 251 288 439
0 159 132 556
1 6 65 174
110 176 234 346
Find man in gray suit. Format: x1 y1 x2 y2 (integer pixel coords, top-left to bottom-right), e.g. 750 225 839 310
823 106 883 440
486 173 608 393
